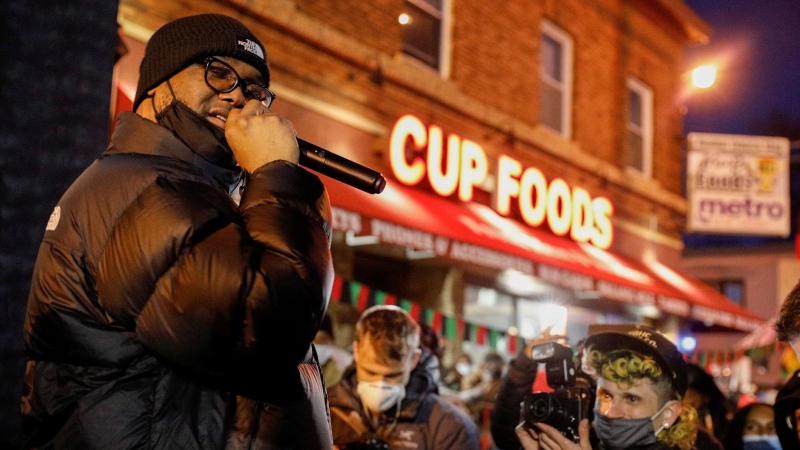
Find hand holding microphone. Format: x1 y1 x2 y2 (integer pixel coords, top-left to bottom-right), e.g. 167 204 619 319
225 102 300 168
227 102 385 194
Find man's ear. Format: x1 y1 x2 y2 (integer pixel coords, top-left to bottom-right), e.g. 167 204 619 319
664 401 682 427
352 340 360 363
134 87 160 119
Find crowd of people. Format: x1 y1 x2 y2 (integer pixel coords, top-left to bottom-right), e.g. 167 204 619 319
306 301 800 450
317 306 797 450
19 12 800 450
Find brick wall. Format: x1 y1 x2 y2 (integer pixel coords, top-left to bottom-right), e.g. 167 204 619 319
242 0 692 239
0 0 117 446
120 0 693 238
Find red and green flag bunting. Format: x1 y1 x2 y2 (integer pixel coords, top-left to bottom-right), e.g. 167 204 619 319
373 290 397 306
399 299 422 321
687 349 761 369
489 329 499 350
330 274 525 352
444 316 458 340
330 275 344 303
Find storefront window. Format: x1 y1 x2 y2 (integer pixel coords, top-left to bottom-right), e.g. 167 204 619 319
463 285 514 330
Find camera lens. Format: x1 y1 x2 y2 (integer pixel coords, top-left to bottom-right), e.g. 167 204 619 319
530 396 550 420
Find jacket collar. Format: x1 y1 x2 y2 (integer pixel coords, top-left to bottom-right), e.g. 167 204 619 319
105 112 243 193
334 365 431 422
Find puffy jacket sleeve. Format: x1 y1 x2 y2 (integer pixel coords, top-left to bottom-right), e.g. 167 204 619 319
97 161 333 394
490 351 538 450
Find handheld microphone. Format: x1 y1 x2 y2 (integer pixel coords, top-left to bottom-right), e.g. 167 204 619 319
297 138 386 194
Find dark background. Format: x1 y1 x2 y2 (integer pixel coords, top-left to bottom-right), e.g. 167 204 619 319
0 1 118 447
684 0 800 137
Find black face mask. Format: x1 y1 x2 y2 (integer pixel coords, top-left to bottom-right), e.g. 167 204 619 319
153 82 237 170
592 401 671 450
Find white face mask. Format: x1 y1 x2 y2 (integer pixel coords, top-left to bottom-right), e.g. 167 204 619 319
456 363 472 376
357 380 406 412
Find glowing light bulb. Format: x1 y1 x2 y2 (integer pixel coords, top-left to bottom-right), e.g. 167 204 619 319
679 335 697 352
398 13 411 25
691 65 716 89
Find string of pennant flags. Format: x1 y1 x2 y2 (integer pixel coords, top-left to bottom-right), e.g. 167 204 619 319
330 274 781 361
686 342 784 369
330 275 526 353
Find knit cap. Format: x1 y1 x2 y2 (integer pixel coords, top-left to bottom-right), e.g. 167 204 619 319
133 14 269 110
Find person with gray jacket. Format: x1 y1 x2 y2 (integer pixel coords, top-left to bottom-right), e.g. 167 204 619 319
328 306 479 450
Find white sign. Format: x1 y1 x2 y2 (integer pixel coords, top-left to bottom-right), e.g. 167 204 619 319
687 132 790 236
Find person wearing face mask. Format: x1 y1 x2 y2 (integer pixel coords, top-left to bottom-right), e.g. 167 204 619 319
494 324 698 450
21 14 334 449
441 354 474 392
721 403 782 450
328 305 479 450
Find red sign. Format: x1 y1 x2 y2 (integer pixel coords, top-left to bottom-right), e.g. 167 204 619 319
389 114 614 249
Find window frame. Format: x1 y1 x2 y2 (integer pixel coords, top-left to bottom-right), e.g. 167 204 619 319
539 19 573 138
703 278 745 306
402 0 453 78
625 77 654 178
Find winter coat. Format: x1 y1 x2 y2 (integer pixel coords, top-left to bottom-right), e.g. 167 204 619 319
328 364 480 450
22 112 334 449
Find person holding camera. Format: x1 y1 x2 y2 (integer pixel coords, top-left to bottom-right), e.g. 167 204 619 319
328 305 479 450
492 325 697 450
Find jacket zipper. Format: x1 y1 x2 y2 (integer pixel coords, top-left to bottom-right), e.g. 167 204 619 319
248 400 263 450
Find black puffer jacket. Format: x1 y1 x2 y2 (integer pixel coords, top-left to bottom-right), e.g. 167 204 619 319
22 112 334 449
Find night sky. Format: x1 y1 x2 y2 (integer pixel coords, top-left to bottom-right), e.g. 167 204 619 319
682 1 800 247
682 1 800 136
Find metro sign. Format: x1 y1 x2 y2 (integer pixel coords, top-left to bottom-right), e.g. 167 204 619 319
389 114 614 249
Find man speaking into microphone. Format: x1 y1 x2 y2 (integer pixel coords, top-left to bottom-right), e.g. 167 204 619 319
22 14 335 449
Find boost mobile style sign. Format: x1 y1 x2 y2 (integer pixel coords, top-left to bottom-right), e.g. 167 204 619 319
687 132 790 236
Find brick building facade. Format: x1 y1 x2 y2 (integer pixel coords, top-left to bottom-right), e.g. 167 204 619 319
114 0 760 352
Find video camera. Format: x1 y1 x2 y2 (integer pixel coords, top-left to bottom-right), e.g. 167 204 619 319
522 341 593 443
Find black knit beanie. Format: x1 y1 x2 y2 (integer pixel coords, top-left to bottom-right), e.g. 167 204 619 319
133 14 270 110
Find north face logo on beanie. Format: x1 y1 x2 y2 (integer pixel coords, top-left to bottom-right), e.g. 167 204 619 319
237 36 264 60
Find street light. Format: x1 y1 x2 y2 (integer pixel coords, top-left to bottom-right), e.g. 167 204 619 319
691 64 717 89
677 63 719 115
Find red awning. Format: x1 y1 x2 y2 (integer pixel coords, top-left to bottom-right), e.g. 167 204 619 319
323 177 763 332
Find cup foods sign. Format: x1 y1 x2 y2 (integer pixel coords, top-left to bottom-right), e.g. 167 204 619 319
389 115 614 249
687 132 790 236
